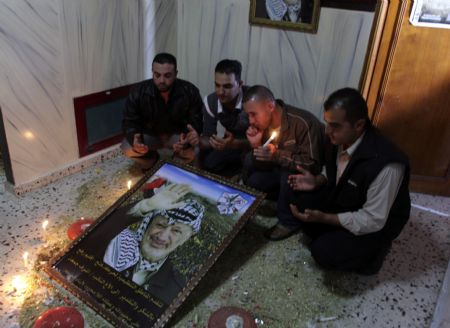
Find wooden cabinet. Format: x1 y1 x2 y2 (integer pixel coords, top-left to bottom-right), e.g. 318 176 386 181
362 0 450 196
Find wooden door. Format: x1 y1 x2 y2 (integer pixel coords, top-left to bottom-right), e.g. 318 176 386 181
362 0 450 196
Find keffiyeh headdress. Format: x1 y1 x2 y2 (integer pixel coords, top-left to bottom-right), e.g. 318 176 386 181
104 199 205 272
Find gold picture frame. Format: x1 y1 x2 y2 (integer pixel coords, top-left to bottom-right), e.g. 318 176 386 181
44 160 265 327
249 0 321 33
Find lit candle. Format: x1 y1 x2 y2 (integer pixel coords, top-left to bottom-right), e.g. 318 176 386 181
127 180 132 190
23 251 29 268
42 220 49 246
262 131 278 148
11 275 28 293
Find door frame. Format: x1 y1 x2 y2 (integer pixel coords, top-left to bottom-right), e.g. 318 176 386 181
359 0 450 196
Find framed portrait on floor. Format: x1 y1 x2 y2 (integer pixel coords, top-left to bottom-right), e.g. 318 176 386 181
44 160 264 327
249 0 321 33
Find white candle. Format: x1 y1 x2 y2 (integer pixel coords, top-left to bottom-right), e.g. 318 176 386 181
42 220 49 246
262 131 278 148
23 251 29 268
127 180 132 190
42 220 49 231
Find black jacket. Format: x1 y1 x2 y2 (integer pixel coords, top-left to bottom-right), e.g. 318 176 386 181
123 78 203 143
324 124 411 241
122 259 185 305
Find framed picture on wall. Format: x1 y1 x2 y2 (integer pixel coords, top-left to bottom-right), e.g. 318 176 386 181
44 160 264 327
321 0 377 12
249 0 321 33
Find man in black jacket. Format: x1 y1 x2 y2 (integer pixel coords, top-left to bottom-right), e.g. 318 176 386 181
280 88 410 274
122 53 203 168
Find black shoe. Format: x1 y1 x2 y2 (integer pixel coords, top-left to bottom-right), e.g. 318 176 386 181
264 224 299 241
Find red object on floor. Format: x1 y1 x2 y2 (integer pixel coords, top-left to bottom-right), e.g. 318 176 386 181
34 306 84 328
208 306 257 328
67 218 94 240
143 177 166 190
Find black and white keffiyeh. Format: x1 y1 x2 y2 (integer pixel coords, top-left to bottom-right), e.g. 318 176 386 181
265 0 301 22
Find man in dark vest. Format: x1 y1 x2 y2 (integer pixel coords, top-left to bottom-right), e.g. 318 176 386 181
190 59 250 176
279 87 410 274
122 53 203 168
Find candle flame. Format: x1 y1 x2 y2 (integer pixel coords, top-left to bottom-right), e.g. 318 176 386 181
127 180 132 190
23 252 29 267
80 216 85 220
42 220 49 230
12 275 28 292
270 131 277 139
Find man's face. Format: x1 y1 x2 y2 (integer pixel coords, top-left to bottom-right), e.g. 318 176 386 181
324 107 364 147
152 62 177 92
214 72 242 105
244 99 274 131
140 215 193 262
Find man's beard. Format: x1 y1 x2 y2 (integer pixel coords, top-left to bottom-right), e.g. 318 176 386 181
157 84 171 92
141 242 170 262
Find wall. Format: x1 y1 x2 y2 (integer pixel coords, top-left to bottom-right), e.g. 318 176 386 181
0 0 373 188
0 0 177 186
177 0 374 118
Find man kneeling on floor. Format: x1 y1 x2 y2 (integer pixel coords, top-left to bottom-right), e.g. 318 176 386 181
277 88 411 274
121 53 203 169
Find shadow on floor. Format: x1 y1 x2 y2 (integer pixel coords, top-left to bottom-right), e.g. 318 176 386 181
167 219 269 326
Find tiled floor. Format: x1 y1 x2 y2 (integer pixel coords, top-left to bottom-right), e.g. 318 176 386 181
0 156 449 327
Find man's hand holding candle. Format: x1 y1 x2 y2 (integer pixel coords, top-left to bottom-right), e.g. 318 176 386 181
254 143 277 162
252 130 278 162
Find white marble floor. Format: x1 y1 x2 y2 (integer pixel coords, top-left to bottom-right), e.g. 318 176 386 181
0 156 449 327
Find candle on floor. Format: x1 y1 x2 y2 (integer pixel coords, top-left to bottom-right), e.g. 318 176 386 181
42 220 49 245
208 306 257 328
262 131 277 148
42 220 49 231
11 275 28 294
23 251 29 268
33 306 84 328
127 179 132 190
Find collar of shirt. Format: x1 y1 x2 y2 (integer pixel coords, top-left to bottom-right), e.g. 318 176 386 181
338 132 365 158
217 88 244 114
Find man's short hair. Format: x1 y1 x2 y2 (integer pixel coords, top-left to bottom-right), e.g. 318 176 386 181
324 88 369 125
242 85 275 104
153 53 177 70
215 59 242 81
